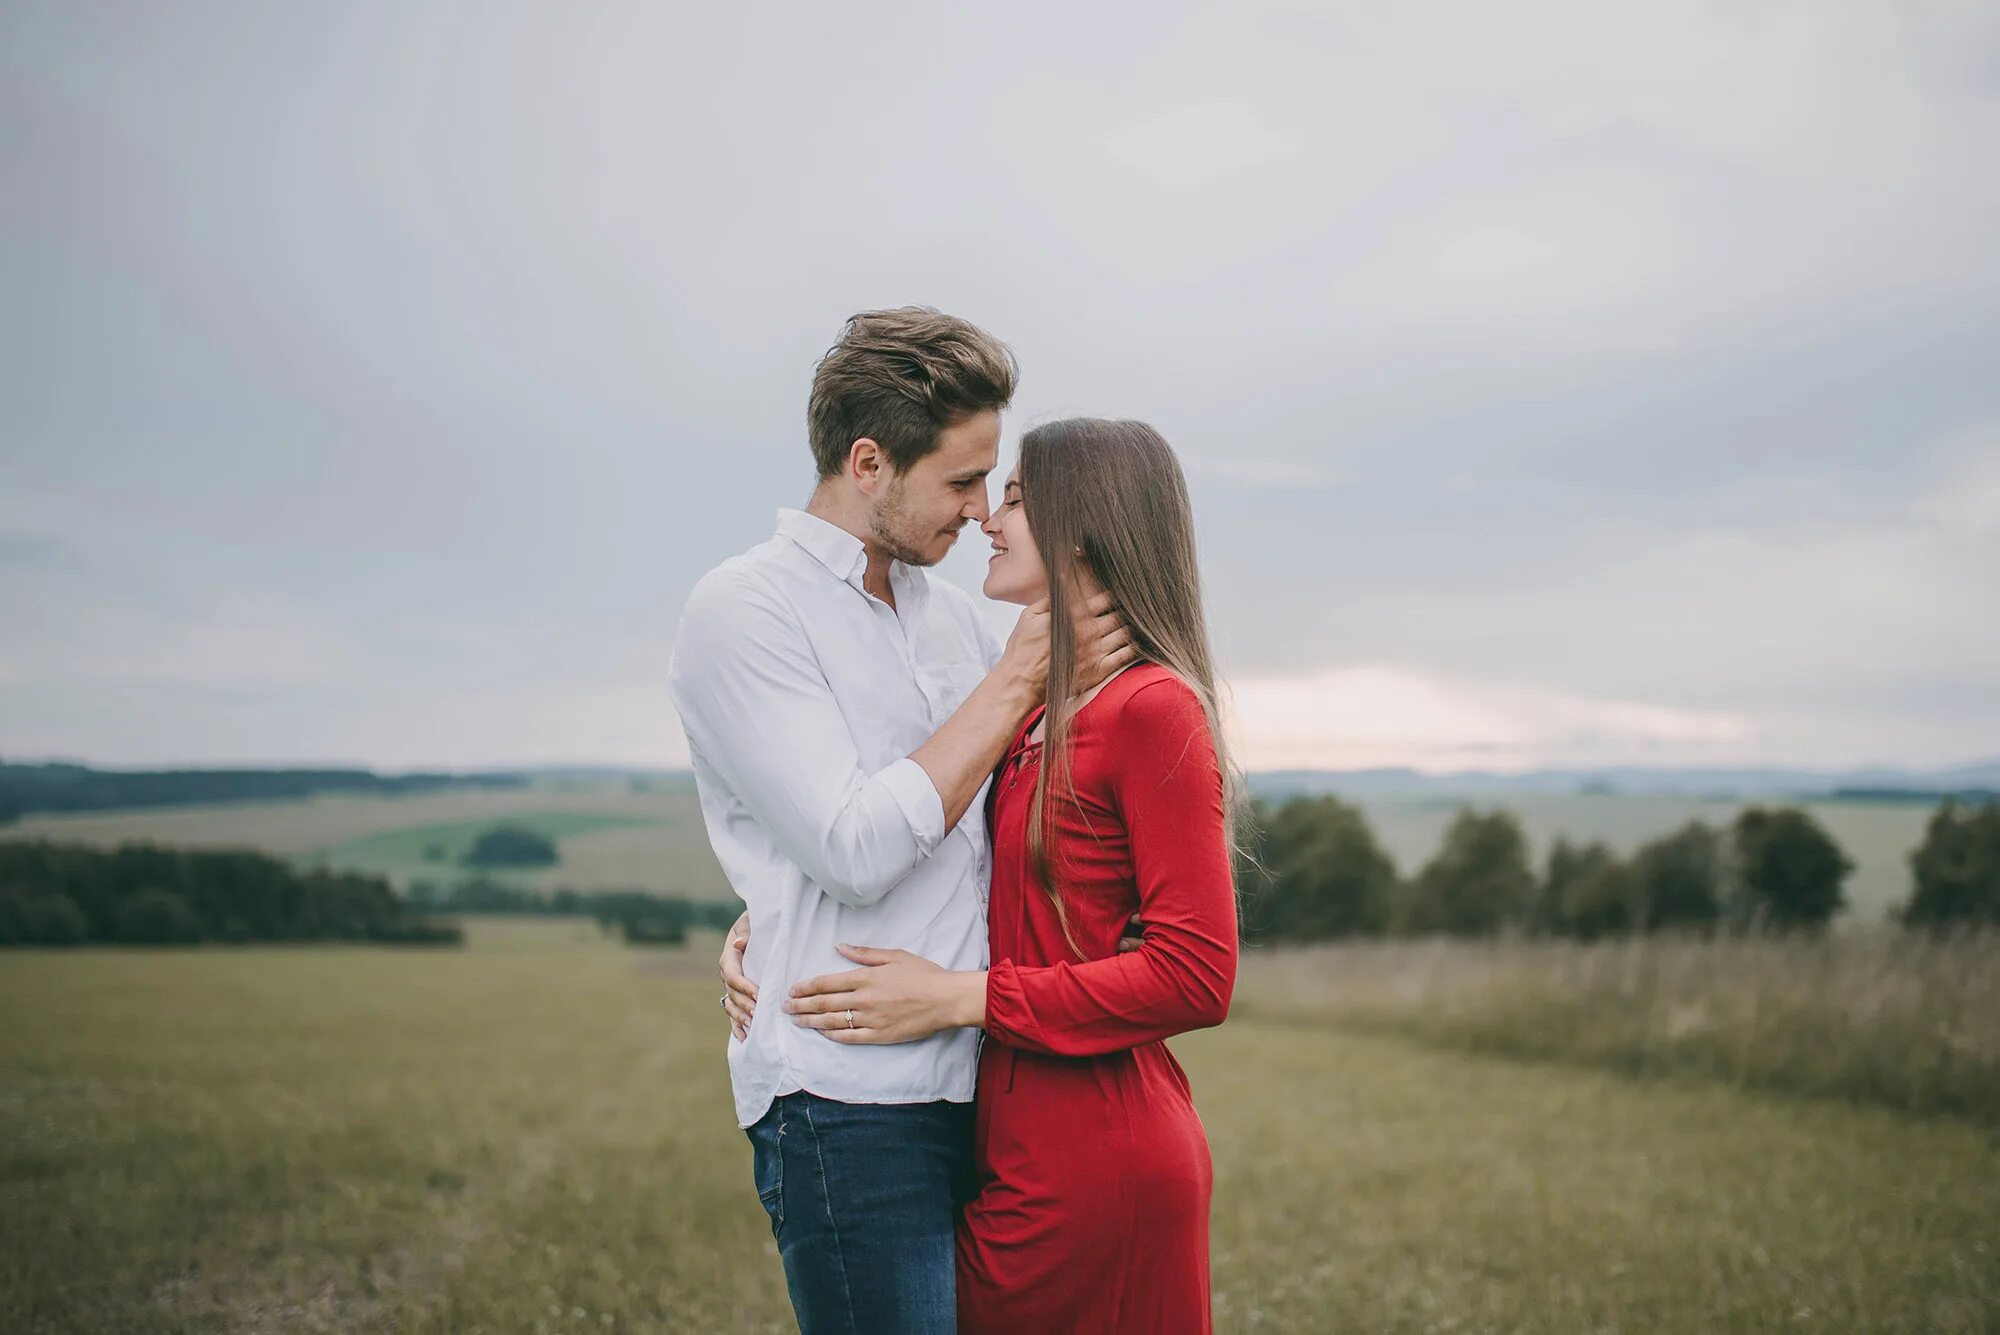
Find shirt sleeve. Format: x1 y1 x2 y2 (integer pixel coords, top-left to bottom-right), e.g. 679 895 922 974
983 675 1239 1056
668 569 947 908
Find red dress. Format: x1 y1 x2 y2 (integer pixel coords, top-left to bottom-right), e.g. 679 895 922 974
956 663 1239 1334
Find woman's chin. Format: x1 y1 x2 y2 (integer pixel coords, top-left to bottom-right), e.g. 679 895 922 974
982 574 1037 606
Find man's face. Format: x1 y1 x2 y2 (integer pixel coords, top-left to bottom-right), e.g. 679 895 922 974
867 410 1001 567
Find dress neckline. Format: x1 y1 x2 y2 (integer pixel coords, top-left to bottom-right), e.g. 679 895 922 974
1019 705 1048 752
1014 663 1151 757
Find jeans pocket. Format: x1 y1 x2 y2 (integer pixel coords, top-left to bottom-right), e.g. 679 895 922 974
750 1105 785 1232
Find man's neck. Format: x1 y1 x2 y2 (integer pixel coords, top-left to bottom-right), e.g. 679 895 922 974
805 490 898 608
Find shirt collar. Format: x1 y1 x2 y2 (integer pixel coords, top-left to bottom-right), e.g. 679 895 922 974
775 508 867 585
774 509 931 620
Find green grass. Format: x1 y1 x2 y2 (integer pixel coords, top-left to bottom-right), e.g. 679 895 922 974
2 923 1994 1332
1200 1023 1995 1332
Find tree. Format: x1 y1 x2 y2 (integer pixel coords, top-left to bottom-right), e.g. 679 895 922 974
1727 807 1852 932
1239 796 1398 942
463 825 559 868
1539 838 1633 940
25 894 88 945
622 918 687 947
1901 799 2000 930
113 889 204 944
1401 808 1535 937
0 890 33 944
1628 822 1723 933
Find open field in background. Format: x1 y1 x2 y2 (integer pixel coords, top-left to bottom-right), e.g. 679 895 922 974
303 813 663 888
2 921 1995 1333
1234 933 2000 1124
0 784 1939 923
0 781 735 902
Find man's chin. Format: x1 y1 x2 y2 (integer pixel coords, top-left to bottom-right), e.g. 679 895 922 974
904 536 959 567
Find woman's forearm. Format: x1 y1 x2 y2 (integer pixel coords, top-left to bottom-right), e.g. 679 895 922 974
941 969 989 1031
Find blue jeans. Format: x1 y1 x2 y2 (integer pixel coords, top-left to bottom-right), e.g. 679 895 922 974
746 1091 975 1335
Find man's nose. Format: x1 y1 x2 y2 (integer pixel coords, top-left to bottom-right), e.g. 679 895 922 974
966 491 993 526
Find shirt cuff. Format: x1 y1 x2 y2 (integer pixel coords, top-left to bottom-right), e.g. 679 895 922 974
879 757 948 855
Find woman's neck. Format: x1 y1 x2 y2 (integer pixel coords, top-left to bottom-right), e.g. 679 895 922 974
1027 662 1134 744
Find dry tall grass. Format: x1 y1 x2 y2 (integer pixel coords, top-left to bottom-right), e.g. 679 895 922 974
1232 929 2000 1123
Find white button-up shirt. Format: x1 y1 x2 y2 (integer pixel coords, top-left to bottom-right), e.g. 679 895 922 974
669 507 1003 1128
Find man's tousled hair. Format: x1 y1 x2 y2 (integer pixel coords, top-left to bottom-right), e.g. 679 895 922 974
807 307 1018 479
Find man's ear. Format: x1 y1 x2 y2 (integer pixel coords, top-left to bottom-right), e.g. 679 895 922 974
848 438 886 496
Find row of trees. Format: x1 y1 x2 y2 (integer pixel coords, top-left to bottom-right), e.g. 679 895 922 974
0 842 462 946
1238 797 2000 943
404 877 741 944
12 797 1989 950
0 761 524 826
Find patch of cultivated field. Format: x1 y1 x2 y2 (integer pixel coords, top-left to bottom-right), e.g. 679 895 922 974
0 785 673 855
1 923 1992 1333
304 812 659 882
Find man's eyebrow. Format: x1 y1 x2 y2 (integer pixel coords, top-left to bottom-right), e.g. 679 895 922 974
951 469 992 483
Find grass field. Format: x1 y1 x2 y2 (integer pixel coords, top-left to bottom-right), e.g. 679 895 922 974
0 785 1938 924
2 921 1993 1332
1235 932 2000 1124
303 812 664 888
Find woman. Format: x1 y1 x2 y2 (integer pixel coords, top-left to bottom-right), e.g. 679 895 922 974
782 416 1242 1333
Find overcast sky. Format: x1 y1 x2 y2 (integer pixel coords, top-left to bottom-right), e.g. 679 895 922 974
4 1 1997 774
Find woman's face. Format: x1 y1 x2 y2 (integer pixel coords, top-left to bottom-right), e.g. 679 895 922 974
980 468 1048 605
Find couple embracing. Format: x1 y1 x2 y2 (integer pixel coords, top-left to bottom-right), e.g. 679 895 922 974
669 307 1241 1333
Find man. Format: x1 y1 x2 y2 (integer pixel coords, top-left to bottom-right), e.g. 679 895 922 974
668 307 1131 1333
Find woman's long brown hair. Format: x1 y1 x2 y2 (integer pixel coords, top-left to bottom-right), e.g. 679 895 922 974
1019 417 1246 955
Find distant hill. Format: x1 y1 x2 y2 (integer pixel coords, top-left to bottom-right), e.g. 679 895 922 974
0 763 528 825
1246 760 2000 801
6 754 1991 827
610 760 2000 800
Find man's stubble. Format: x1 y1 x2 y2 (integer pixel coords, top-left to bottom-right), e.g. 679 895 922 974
866 473 942 568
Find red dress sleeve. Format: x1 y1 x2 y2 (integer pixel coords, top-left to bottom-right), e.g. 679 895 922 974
984 675 1239 1057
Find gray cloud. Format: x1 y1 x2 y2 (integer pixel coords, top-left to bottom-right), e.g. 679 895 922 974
3 0 1996 769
